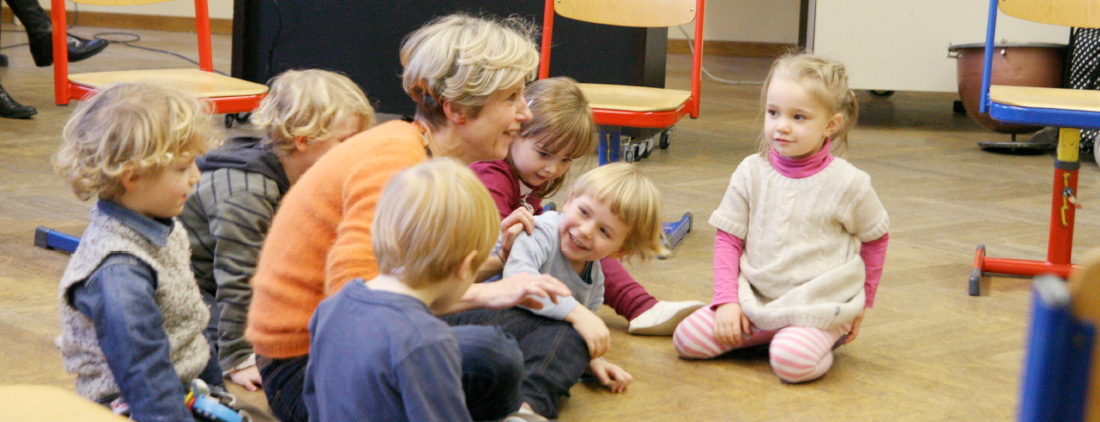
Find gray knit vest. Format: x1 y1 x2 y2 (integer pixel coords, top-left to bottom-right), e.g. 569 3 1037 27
58 206 210 401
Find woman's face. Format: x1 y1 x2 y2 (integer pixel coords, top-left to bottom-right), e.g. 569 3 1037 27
455 81 533 162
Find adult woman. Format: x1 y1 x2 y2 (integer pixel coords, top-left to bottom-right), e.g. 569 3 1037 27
245 14 572 422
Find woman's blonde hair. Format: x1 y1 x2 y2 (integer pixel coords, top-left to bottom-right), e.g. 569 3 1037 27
757 53 859 156
250 69 375 155
53 83 218 200
373 157 500 287
507 77 596 198
567 162 667 261
400 13 539 130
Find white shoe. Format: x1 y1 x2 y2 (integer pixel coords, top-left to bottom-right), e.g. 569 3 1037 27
628 300 706 336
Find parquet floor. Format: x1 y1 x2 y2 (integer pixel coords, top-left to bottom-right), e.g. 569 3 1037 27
3 22 1096 421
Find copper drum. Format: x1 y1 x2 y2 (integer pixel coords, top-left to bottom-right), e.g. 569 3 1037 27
949 42 1066 133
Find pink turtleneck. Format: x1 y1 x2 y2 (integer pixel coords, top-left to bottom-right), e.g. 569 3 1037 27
711 140 889 310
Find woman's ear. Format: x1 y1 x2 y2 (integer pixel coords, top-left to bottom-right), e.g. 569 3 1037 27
442 101 467 125
293 136 311 153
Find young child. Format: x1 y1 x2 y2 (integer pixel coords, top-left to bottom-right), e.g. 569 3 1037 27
53 82 225 420
472 76 703 336
179 69 374 391
500 162 666 419
672 53 890 383
304 158 520 422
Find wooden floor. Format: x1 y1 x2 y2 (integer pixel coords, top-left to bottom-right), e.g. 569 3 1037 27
4 23 1098 422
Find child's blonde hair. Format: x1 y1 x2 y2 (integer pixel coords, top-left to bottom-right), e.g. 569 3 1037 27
53 83 218 201
567 162 667 261
758 53 859 156
373 157 500 287
250 69 375 155
400 13 539 131
508 77 596 198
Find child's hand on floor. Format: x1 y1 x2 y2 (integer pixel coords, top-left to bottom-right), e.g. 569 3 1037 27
566 306 610 358
843 308 866 345
714 302 751 347
588 358 632 393
229 365 263 391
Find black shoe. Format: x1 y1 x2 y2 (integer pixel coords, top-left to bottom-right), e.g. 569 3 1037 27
0 53 7 67
29 33 109 67
67 34 109 63
0 84 37 119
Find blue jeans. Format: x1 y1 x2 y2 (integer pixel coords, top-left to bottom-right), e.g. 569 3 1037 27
443 309 589 419
259 325 523 422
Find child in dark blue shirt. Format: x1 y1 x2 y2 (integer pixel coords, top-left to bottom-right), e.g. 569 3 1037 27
305 158 523 422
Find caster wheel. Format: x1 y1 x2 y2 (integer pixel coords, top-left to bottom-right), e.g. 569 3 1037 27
869 90 895 98
225 112 251 128
659 130 671 149
623 147 636 163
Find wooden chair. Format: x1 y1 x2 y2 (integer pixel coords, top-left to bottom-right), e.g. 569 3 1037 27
49 0 268 115
1018 248 1100 421
539 0 705 164
969 0 1100 295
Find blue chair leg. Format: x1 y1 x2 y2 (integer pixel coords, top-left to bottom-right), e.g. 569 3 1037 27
35 226 80 253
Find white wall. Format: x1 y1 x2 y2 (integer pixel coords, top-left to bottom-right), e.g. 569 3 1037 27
669 0 800 43
36 0 233 20
812 0 1068 92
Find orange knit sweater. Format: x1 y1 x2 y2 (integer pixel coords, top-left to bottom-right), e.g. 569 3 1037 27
246 120 428 359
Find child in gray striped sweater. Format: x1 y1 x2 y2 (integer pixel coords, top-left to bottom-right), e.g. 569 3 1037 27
178 69 374 390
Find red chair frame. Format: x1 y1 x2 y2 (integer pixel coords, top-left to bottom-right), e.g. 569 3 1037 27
539 0 705 129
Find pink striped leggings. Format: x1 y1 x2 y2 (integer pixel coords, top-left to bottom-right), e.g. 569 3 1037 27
672 306 850 383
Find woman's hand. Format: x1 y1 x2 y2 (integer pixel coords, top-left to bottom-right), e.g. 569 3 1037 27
483 272 571 310
499 207 535 262
713 302 751 347
566 306 610 359
588 358 633 393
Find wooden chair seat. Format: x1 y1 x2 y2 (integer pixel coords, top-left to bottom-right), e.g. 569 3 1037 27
989 85 1100 113
579 83 691 112
69 69 269 99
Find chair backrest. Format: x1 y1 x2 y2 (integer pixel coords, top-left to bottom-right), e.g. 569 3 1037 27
1000 0 1100 29
555 0 697 28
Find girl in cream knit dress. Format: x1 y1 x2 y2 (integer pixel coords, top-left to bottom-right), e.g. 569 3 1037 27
672 54 890 383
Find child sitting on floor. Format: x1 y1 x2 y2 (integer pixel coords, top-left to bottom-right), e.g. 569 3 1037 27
53 82 224 421
304 158 522 422
179 68 374 391
447 162 667 420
